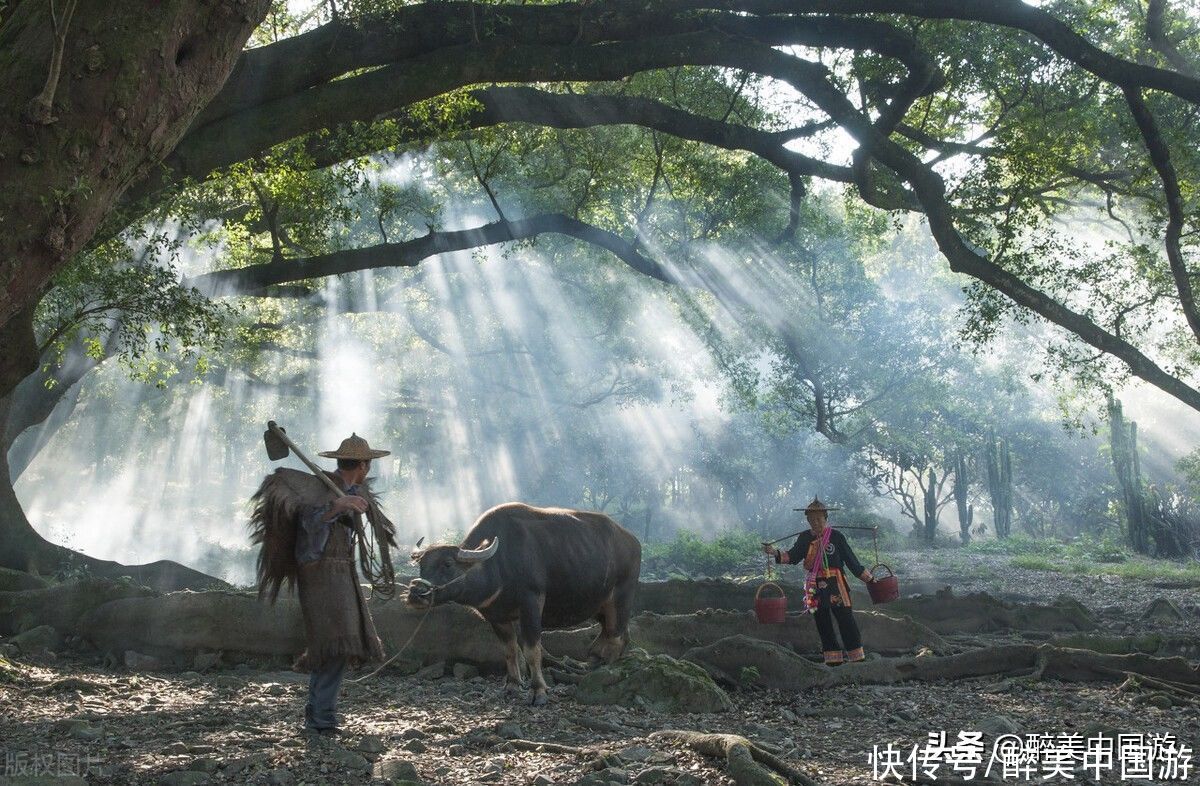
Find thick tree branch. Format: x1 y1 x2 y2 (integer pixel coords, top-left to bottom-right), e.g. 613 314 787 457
738 0 1200 104
1121 85 1200 345
188 213 670 296
1146 0 1198 78
703 40 1200 411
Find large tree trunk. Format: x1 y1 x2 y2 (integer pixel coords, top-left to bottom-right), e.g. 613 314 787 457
0 0 267 587
0 0 271 398
4 335 113 482
0 397 226 591
0 399 58 575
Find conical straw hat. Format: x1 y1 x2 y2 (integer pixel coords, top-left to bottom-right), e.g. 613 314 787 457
317 433 390 460
793 496 841 513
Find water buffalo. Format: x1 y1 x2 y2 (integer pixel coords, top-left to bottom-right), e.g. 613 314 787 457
406 502 641 705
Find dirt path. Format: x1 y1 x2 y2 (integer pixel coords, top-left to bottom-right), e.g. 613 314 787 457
1 559 1197 785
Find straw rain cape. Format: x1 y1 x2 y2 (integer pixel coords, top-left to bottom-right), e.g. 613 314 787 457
248 467 394 670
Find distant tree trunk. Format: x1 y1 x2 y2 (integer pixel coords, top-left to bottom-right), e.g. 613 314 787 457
985 429 1013 539
1107 396 1188 557
923 467 939 542
1108 396 1150 555
952 451 973 546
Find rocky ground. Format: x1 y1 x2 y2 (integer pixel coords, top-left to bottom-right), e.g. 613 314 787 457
1 554 1197 786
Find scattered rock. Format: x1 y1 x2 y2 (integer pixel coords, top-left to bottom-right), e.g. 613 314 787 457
223 752 270 776
123 649 164 671
329 746 371 771
400 726 428 740
617 745 655 763
192 651 222 671
415 660 445 680
266 768 296 785
977 714 1022 736
452 662 480 680
533 775 556 786
214 675 243 689
1144 597 1185 623
186 757 220 774
51 718 103 742
576 652 733 714
160 771 213 786
1133 691 1174 709
496 722 525 740
357 734 386 754
401 738 428 754
635 766 700 785
376 758 422 783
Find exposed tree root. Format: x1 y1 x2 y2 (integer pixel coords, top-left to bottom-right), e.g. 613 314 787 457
546 667 586 685
501 738 599 756
827 644 1199 689
651 730 822 786
31 675 111 694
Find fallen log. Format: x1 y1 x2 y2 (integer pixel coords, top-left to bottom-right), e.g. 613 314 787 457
1033 646 1200 685
627 610 946 657
885 589 1095 633
0 567 49 593
75 592 947 668
633 577 951 615
0 578 156 636
825 644 1199 688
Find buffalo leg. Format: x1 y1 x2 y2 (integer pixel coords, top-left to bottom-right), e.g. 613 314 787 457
491 621 524 694
518 596 548 706
608 579 636 661
589 587 632 664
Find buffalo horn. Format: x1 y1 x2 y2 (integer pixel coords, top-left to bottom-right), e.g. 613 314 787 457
456 537 499 563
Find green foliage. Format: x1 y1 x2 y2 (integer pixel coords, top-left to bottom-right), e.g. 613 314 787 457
643 529 765 578
36 230 231 387
1010 554 1057 572
965 533 1127 564
739 665 761 686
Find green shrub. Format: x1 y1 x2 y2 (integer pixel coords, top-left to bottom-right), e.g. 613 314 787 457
1010 555 1060 572
643 529 764 577
1064 534 1128 564
964 535 1066 557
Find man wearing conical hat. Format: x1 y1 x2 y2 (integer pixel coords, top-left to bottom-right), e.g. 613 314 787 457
249 433 395 736
764 497 875 665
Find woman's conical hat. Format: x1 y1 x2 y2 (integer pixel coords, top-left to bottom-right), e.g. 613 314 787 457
793 496 841 513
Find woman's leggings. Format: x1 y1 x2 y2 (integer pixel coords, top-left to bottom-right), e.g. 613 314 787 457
813 605 864 664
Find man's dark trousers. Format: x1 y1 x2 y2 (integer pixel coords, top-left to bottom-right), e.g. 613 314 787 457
305 656 347 731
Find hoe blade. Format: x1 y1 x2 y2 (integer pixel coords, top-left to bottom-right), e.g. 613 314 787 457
264 422 290 461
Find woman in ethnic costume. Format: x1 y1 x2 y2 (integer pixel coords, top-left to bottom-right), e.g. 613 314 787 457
764 497 875 665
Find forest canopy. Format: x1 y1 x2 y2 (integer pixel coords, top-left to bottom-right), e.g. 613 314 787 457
2 0 1200 577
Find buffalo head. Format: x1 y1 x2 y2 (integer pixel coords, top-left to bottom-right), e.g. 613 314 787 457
405 536 499 608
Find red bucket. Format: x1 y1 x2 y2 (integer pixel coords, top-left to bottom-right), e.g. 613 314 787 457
867 563 899 604
754 582 788 623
